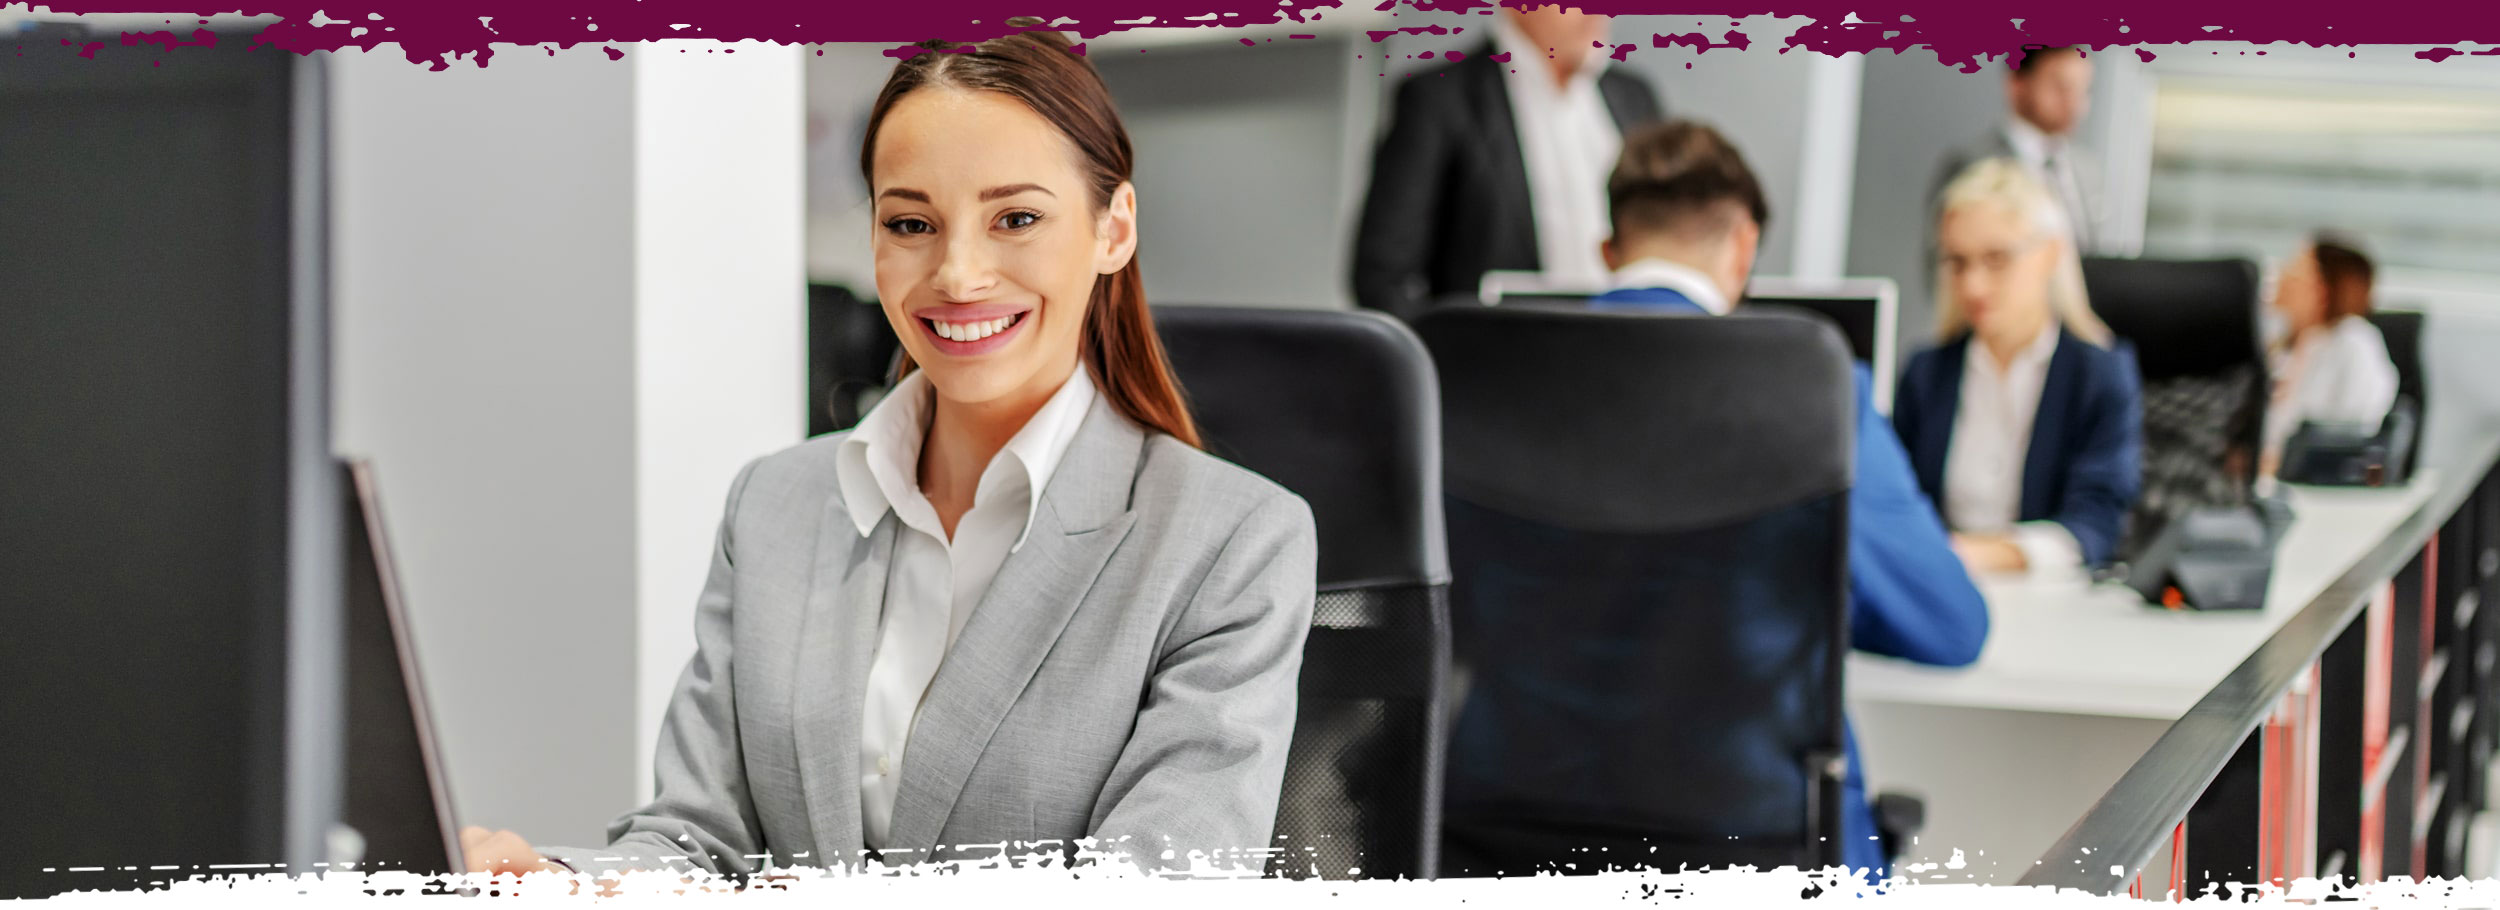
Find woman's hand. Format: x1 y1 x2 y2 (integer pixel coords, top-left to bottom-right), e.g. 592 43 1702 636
460 826 560 876
1949 532 2028 576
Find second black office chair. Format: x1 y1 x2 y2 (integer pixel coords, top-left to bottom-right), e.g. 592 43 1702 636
1415 305 1856 876
807 283 899 436
2082 257 2266 554
2369 310 2427 482
1154 305 1451 880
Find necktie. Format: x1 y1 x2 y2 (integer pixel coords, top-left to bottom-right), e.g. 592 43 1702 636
2042 149 2091 253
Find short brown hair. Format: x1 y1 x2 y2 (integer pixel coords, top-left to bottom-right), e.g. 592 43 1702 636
1606 120 1769 244
2311 233 2376 321
2009 45 2083 76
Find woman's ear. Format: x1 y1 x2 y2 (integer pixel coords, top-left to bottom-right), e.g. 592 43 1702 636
1096 182 1139 275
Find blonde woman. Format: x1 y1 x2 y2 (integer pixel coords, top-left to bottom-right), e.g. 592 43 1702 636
1892 158 2143 575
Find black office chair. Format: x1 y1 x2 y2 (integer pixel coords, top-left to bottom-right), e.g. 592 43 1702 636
2368 310 2427 481
808 283 899 436
2081 257 2266 556
1413 305 1854 875
1153 305 1451 880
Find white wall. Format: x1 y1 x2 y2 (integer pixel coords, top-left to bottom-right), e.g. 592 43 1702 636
331 41 803 847
630 40 807 800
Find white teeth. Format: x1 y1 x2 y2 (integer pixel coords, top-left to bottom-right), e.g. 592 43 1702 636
933 314 1019 343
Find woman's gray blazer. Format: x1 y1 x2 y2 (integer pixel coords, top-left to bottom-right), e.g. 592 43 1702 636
541 401 1318 875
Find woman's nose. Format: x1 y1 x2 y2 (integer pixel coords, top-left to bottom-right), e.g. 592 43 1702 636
929 236 997 300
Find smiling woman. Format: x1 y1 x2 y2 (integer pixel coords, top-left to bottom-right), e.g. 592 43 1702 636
456 26 1319 880
864 32 1200 452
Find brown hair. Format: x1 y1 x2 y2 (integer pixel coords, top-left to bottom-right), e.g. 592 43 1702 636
860 28 1200 448
2008 45 2083 76
2311 233 2377 322
1606 120 1770 243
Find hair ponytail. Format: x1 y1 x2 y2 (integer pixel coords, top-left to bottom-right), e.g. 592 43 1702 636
1086 260 1199 447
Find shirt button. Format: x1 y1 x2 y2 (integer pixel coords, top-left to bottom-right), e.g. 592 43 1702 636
877 755 892 776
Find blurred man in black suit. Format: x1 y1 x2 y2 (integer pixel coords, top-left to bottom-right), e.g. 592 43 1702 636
1350 5 1665 320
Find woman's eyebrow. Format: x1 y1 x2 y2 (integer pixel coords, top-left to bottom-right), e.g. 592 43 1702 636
980 183 1054 201
878 188 930 203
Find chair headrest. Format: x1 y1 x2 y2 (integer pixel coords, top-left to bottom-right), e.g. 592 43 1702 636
2081 257 2261 382
808 284 899 384
1154 305 1448 588
1415 306 1855 535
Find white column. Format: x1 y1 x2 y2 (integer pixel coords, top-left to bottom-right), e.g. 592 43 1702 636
2090 52 2155 257
1791 52 1866 281
330 40 805 844
631 39 807 803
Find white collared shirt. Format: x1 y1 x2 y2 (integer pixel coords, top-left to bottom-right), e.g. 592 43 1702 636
1493 17 1621 291
1607 257 1732 315
833 366 1098 849
1943 322 2084 571
2264 315 2400 462
2002 118 2094 253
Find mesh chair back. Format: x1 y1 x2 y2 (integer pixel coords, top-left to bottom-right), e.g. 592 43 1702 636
2082 257 2265 553
1154 305 1450 880
1414 306 1855 875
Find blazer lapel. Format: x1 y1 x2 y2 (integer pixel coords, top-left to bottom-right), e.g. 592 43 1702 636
2021 334 2082 522
791 496 892 862
881 403 1146 853
1914 339 1968 501
1465 49 1537 271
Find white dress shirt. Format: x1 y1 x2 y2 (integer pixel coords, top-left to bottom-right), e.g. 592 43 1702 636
833 367 1098 850
2264 316 2400 461
1607 257 1731 314
1494 17 1621 291
1943 322 2085 570
2003 119 2094 254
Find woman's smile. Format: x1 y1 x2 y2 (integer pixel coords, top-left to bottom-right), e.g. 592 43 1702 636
914 305 1034 356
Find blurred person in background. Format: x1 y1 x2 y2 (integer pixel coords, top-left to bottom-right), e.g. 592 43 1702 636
1931 46 2108 256
1894 158 2143 576
1351 3 1665 320
2262 233 2399 473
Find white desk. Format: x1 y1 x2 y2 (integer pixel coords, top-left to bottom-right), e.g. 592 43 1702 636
1847 478 2437 882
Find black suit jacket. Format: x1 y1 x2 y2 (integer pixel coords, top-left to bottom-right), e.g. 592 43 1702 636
1351 45 1665 320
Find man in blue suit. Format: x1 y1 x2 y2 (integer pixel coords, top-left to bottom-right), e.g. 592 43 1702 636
1589 121 1991 875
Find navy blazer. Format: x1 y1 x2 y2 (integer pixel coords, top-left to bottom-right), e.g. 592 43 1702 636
1893 332 2144 567
1590 286 1988 873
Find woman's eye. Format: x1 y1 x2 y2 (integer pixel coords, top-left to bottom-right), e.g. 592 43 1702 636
882 217 933 236
996 210 1041 231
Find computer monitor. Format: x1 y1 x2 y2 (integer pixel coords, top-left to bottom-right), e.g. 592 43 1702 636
1476 270 1597 306
1741 277 1900 414
341 460 468 878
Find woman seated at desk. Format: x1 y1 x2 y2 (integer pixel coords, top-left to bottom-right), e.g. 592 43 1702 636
456 27 1319 877
1894 158 2143 575
2262 234 2400 475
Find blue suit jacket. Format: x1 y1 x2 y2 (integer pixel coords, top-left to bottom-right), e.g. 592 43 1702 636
1592 286 1988 872
1892 333 2144 567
